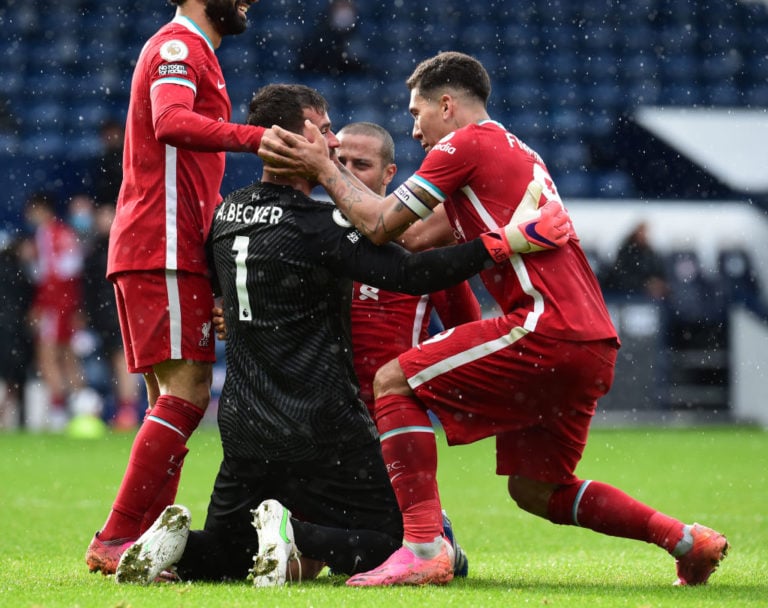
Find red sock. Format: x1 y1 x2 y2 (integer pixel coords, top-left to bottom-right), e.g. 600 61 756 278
375 394 443 544
140 468 182 534
547 479 685 553
50 394 67 410
100 395 203 541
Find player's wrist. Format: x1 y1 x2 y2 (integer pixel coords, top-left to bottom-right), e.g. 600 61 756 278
317 159 341 188
480 230 513 262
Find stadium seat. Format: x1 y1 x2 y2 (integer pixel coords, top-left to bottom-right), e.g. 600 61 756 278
552 171 595 199
502 22 539 51
717 248 768 319
745 82 768 107
704 83 743 106
624 79 662 107
501 81 545 111
663 250 726 348
620 53 660 83
594 170 636 198
659 54 699 84
20 131 67 158
701 53 743 83
22 101 66 131
65 133 103 161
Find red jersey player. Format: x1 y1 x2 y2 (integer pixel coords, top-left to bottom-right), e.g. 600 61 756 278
86 0 266 575
337 122 481 413
24 192 85 432
258 52 728 587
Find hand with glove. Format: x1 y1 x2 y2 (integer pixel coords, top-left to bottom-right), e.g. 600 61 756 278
480 181 571 263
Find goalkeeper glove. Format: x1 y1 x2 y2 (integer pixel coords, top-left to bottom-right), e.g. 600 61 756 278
480 181 571 262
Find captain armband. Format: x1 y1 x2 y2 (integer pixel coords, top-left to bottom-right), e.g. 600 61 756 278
393 184 434 220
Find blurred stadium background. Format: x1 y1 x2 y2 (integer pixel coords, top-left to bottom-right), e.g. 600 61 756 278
2 0 768 426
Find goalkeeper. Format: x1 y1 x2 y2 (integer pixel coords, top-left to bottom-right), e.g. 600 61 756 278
258 51 728 587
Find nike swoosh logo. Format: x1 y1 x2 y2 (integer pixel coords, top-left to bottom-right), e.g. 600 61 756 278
525 222 556 248
217 80 226 89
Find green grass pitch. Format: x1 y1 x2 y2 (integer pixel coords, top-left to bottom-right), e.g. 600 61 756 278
1 424 766 607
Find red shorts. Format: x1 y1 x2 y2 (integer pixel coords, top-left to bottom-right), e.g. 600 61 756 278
113 270 216 374
398 314 618 484
33 281 81 345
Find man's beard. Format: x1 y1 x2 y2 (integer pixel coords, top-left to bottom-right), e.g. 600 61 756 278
206 0 248 37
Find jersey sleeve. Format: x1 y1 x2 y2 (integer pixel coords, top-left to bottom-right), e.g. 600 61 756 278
150 83 264 153
146 36 264 153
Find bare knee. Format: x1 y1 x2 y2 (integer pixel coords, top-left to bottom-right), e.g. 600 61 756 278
507 476 557 518
373 359 412 399
153 360 212 410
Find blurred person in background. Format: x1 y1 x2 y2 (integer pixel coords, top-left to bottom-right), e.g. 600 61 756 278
0 231 35 430
91 119 125 207
601 221 668 300
85 0 268 576
297 0 367 77
24 191 85 432
81 202 142 431
82 117 141 429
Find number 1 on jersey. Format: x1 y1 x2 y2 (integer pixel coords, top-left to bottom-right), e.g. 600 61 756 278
232 235 253 321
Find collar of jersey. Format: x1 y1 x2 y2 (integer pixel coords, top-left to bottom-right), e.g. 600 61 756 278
477 118 506 131
172 15 215 52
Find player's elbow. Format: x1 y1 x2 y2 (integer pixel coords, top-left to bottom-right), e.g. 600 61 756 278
154 121 183 146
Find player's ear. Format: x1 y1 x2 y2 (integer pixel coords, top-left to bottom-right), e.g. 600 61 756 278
382 163 397 187
439 94 452 117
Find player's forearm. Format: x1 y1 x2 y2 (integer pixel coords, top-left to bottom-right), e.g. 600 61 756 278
320 163 413 245
154 105 264 153
398 205 455 252
385 240 491 295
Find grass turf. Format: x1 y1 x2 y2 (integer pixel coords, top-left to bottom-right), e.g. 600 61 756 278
1 424 766 607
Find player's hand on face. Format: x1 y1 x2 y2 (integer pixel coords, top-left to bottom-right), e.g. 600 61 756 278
257 122 330 180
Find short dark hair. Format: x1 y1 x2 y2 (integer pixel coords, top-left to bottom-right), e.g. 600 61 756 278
24 191 57 212
406 51 491 106
338 122 395 166
246 84 329 134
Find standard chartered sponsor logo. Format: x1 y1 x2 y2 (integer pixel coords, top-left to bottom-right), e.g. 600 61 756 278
216 203 284 225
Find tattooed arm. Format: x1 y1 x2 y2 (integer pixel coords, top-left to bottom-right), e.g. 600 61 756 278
259 121 435 245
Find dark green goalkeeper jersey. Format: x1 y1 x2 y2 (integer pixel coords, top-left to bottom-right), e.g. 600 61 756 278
208 181 492 462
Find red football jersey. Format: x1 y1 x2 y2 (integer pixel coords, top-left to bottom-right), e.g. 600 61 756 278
32 219 83 308
108 16 263 278
411 120 617 342
351 283 432 409
351 280 480 410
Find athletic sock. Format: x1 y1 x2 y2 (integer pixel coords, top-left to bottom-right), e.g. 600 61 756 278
99 395 204 541
404 535 445 559
140 466 182 534
374 394 444 544
547 479 685 552
291 519 401 575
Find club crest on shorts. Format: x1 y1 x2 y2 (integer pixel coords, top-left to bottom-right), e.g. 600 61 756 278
199 321 212 348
